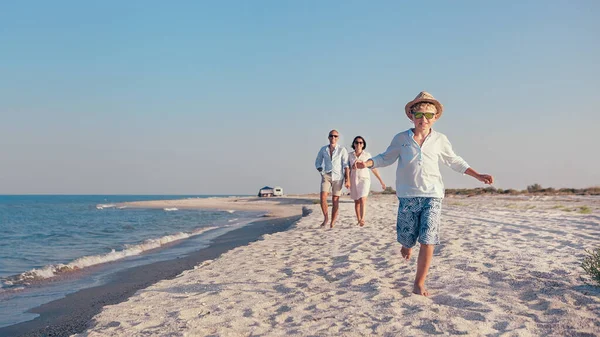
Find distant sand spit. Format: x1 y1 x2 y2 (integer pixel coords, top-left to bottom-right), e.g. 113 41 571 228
117 196 316 218
78 195 600 336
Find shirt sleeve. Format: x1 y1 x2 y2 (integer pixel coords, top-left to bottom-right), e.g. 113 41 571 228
371 135 402 168
439 135 470 173
347 152 353 168
341 148 349 170
315 147 323 170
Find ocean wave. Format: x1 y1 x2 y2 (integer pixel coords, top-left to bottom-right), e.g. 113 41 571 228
226 210 236 213
0 285 25 295
96 204 117 210
0 226 217 288
163 208 178 212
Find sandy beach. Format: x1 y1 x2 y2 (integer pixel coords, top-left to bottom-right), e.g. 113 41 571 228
73 194 600 336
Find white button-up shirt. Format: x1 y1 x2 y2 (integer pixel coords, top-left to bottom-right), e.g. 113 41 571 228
371 129 469 198
315 144 349 182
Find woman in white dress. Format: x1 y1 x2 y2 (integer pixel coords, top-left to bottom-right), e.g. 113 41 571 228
348 136 385 226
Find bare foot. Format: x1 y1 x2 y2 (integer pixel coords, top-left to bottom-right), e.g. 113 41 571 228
400 246 412 260
359 219 365 227
413 284 429 296
330 222 335 228
320 219 328 227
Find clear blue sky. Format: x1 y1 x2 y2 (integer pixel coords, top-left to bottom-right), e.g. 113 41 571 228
1 1 598 194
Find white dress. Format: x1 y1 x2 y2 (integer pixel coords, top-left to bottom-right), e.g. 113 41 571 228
349 151 371 200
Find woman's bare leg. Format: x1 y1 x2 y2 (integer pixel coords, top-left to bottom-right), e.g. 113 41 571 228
359 197 367 226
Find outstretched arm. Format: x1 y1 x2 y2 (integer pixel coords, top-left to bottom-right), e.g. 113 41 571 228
440 136 492 185
371 168 386 190
439 135 470 174
356 159 374 169
371 135 402 168
465 168 494 185
356 134 402 169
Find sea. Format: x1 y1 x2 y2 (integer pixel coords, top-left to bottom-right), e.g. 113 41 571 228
0 195 262 328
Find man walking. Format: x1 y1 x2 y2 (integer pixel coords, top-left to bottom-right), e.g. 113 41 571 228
315 129 350 228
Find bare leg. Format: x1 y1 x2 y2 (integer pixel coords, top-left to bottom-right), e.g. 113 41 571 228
413 244 434 296
320 192 329 227
354 200 361 224
330 196 340 228
359 197 367 226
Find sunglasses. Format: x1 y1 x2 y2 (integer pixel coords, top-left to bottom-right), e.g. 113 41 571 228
354 141 364 144
412 112 436 120
328 134 339 138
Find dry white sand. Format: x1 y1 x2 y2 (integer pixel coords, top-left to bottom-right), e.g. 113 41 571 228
77 195 600 336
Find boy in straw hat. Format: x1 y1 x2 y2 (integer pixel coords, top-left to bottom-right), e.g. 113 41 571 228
355 91 493 296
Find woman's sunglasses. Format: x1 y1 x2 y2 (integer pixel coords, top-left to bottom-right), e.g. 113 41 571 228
412 112 436 120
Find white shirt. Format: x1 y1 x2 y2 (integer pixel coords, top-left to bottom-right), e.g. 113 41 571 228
315 144 349 182
370 129 469 198
349 151 372 180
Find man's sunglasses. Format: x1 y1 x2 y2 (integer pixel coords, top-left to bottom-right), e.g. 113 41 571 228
328 134 339 138
412 112 436 120
354 141 364 144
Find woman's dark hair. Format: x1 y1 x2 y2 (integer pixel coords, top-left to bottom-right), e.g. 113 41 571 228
351 136 366 150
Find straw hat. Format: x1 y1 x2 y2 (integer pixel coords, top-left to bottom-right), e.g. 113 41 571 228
404 91 444 120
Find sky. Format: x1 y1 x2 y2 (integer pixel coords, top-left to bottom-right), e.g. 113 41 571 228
1 1 599 195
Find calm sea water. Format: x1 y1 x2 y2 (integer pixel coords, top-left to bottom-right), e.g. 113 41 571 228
0 195 259 328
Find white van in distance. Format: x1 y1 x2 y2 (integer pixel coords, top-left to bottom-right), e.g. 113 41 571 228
273 187 283 196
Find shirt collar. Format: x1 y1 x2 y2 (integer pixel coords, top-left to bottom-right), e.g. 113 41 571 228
408 128 435 137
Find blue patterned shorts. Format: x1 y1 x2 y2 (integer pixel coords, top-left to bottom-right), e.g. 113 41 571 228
396 197 442 247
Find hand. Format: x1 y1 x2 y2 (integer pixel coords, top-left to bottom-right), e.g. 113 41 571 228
477 174 494 185
345 180 351 189
380 182 386 190
355 161 366 169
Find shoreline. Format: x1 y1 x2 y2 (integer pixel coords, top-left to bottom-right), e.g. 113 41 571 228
0 197 312 337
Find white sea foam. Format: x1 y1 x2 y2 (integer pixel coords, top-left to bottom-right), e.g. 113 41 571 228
164 208 178 211
96 204 117 210
226 210 236 213
0 226 218 287
0 285 25 295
